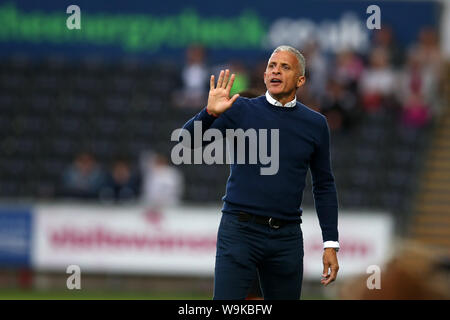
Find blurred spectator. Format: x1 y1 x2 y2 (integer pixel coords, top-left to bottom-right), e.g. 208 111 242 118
320 79 359 132
399 51 436 107
339 241 450 299
61 152 107 199
398 51 434 129
173 45 209 108
334 49 364 92
406 27 444 116
359 47 398 113
410 27 443 78
400 93 431 129
372 26 404 67
141 152 184 208
303 40 329 104
99 158 141 203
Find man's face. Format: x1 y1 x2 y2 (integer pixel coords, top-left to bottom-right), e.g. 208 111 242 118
263 51 305 98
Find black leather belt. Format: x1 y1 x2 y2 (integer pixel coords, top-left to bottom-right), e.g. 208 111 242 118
238 211 300 229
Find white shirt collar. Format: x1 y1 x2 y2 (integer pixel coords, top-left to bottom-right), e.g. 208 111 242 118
265 91 297 108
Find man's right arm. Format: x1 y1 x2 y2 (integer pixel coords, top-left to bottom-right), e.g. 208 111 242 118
181 106 220 136
179 69 240 146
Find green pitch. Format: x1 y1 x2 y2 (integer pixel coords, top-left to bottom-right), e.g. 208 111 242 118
0 289 325 300
0 289 212 300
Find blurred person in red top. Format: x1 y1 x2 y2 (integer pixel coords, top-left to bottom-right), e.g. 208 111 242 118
397 51 435 129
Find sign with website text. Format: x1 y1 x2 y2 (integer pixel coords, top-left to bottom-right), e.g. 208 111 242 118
0 1 437 62
32 204 393 279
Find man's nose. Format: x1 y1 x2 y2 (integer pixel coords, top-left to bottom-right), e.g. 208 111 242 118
272 67 281 74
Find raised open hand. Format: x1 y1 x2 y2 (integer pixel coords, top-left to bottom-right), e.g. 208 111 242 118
206 69 240 117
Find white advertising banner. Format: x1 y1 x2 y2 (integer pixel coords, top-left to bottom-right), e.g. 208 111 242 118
32 204 393 279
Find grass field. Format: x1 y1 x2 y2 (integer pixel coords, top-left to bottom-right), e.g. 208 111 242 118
0 289 326 300
0 289 212 300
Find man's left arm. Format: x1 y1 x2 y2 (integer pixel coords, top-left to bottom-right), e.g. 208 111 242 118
310 116 339 286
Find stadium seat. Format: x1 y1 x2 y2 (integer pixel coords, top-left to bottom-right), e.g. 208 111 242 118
0 55 433 216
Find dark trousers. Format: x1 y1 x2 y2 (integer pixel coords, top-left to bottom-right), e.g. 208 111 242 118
213 212 304 300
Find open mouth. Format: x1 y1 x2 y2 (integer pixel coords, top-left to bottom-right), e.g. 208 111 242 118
270 79 282 85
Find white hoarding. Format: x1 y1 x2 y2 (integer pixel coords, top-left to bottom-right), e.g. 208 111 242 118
32 205 393 279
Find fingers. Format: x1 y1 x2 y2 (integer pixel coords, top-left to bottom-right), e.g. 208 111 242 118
329 265 338 282
324 268 337 286
216 70 225 88
222 69 230 89
210 75 215 91
226 73 236 93
320 265 330 286
322 264 328 278
214 69 233 90
321 264 338 286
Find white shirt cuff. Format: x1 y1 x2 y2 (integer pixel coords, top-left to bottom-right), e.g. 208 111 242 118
324 241 340 251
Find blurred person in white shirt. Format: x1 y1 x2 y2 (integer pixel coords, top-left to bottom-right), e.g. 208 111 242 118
174 45 209 108
303 40 329 104
141 152 184 208
359 47 397 112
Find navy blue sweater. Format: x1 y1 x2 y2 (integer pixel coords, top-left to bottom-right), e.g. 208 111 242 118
181 95 338 242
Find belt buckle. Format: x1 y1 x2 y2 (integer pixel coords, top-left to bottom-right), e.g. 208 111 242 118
268 218 280 229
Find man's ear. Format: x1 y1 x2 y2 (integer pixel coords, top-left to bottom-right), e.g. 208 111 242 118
296 75 306 88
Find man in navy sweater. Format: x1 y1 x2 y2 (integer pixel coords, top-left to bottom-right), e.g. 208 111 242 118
181 45 339 299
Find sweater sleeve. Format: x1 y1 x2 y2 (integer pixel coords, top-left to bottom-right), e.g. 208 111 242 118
182 107 218 135
179 99 243 148
309 116 339 243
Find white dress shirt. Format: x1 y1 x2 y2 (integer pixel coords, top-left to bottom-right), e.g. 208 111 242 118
265 91 297 108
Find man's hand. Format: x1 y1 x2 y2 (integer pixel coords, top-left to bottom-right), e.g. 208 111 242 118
321 248 339 286
206 69 240 117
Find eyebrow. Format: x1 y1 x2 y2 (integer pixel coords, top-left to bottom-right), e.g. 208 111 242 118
269 61 292 68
